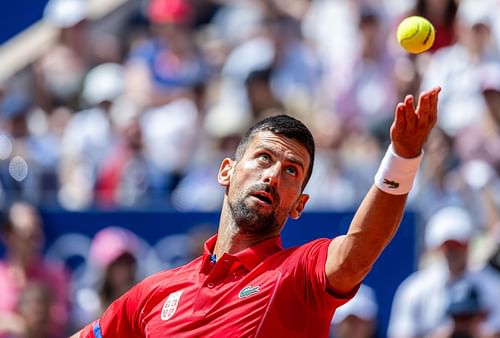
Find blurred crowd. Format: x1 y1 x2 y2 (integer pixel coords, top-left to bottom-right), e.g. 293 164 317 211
1 0 500 337
0 0 499 217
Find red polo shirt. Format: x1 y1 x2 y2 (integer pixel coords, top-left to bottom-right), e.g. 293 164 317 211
80 235 354 338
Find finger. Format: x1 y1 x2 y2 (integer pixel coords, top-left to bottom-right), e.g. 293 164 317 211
404 95 416 128
428 87 440 126
417 90 430 124
429 87 439 108
394 102 406 129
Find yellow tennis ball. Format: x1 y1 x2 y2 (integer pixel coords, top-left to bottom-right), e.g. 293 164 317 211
397 16 435 54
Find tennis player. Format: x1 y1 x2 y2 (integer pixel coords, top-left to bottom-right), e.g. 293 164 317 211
72 86 441 338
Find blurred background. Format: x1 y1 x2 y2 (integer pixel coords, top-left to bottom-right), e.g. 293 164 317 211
0 0 499 337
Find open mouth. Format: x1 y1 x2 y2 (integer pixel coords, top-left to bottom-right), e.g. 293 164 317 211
251 192 273 205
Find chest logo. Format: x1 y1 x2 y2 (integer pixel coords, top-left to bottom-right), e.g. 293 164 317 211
161 290 184 321
239 285 260 299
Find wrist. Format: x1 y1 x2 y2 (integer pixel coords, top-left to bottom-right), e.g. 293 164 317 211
374 144 423 195
391 144 422 159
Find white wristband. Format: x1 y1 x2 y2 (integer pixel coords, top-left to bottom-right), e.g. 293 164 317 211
374 145 423 195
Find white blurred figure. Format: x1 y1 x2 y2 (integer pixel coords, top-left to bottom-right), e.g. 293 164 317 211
327 5 397 134
35 0 90 111
170 118 244 211
388 207 500 338
59 63 125 209
140 96 203 200
221 13 324 126
330 284 378 338
420 0 500 138
427 280 488 338
453 63 500 178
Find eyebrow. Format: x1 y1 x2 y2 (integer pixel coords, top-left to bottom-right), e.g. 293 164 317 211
254 145 306 173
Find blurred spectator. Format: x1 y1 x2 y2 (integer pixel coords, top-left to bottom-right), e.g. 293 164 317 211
331 5 397 136
171 126 242 211
0 282 54 338
410 127 465 222
302 0 362 71
140 93 206 202
221 13 324 125
330 284 378 338
34 0 91 111
59 63 125 209
306 126 380 211
454 63 500 174
428 280 488 338
16 282 54 338
0 90 61 205
263 14 324 120
388 206 500 338
244 67 284 120
0 202 70 337
420 0 500 137
72 227 139 328
95 112 167 208
125 0 208 107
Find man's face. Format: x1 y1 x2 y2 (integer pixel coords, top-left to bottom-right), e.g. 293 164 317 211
219 131 310 234
7 205 44 260
442 240 468 275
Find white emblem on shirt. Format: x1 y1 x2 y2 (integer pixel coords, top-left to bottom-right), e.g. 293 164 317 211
161 290 184 321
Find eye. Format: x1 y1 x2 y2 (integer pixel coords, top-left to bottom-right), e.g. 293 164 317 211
258 153 271 162
286 166 297 176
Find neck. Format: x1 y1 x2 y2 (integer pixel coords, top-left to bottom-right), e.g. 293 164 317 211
213 201 279 258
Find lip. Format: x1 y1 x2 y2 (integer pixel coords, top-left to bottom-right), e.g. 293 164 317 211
250 191 273 205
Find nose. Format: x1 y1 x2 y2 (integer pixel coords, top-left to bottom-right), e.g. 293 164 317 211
262 162 281 187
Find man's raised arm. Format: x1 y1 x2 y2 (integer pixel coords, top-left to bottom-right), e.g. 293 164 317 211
325 87 441 295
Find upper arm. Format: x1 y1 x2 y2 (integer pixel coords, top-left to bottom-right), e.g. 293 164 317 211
288 239 354 309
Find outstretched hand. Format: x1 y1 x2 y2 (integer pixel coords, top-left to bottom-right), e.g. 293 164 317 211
390 86 441 158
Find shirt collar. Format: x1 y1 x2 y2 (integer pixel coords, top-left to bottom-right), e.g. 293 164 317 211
203 234 283 271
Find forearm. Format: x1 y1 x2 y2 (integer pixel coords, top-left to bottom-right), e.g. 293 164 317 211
327 185 407 293
343 185 407 272
325 86 440 295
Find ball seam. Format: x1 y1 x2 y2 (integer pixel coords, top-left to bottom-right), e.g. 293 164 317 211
399 21 420 44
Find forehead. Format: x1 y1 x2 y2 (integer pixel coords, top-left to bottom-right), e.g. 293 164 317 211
245 131 310 164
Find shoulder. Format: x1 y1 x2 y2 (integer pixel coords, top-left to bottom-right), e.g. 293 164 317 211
263 238 332 277
285 238 332 255
470 265 500 298
269 238 331 266
128 39 160 60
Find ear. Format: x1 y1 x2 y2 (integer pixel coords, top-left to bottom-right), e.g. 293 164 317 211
289 194 309 220
218 158 235 187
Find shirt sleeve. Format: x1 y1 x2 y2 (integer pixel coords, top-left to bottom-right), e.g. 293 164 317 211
286 238 358 311
79 280 148 338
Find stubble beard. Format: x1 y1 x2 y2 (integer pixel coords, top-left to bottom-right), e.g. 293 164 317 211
228 186 284 234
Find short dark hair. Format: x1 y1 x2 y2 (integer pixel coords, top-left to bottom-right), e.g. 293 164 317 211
235 114 315 189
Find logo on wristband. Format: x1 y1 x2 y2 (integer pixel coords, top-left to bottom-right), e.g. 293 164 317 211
383 179 400 189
